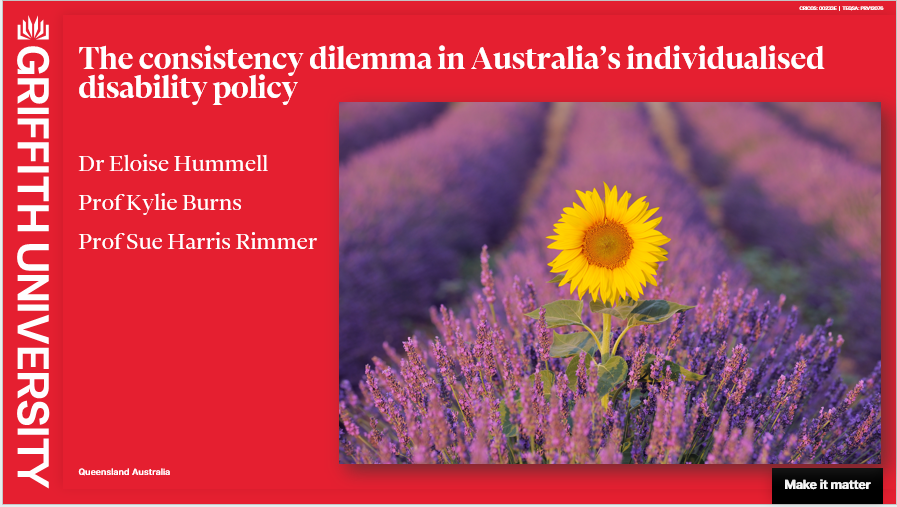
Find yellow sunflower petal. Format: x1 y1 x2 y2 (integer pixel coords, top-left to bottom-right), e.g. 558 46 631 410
623 263 647 287
570 265 590 295
549 248 582 268
590 189 606 220
559 259 587 287
576 190 602 221
559 213 591 230
622 197 648 224
648 235 671 246
617 191 632 218
628 249 659 263
604 183 618 220
550 252 587 273
569 203 594 223
629 217 663 233
629 228 665 240
582 263 601 293
617 274 639 299
636 206 660 224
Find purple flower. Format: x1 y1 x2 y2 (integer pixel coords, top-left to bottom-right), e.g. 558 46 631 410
628 342 649 390
480 245 497 308
535 307 552 363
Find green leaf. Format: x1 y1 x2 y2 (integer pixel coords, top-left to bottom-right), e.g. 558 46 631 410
625 299 695 327
629 388 649 410
550 331 597 358
565 352 594 390
540 370 554 396
590 297 694 328
565 355 580 390
527 370 555 397
621 439 633 464
547 274 565 284
524 299 584 328
596 356 628 398
506 436 519 464
589 298 630 320
499 401 518 438
639 354 706 382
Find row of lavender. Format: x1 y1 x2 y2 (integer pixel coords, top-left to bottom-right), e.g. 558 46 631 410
339 102 549 380
768 102 881 169
338 102 448 162
339 251 881 464
673 102 881 371
674 102 881 266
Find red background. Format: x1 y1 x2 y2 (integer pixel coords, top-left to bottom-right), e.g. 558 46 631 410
3 2 894 503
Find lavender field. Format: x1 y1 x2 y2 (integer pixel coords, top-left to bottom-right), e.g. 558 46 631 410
768 102 881 169
673 102 881 371
338 102 881 464
339 102 549 378
338 102 448 162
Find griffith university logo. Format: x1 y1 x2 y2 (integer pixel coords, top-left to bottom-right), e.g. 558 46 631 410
17 17 49 40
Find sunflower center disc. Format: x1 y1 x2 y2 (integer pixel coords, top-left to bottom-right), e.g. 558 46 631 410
583 220 634 269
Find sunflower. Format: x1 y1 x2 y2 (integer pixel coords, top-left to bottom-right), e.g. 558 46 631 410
547 184 670 304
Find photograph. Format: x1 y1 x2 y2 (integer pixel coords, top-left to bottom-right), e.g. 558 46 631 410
338 101 882 465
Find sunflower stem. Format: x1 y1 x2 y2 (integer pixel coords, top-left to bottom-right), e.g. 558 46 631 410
600 313 613 409
582 324 601 353
600 313 612 362
611 325 633 357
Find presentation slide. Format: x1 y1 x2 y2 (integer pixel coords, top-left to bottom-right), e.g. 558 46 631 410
3 2 893 504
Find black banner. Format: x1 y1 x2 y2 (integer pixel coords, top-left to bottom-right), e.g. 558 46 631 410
772 468 883 504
